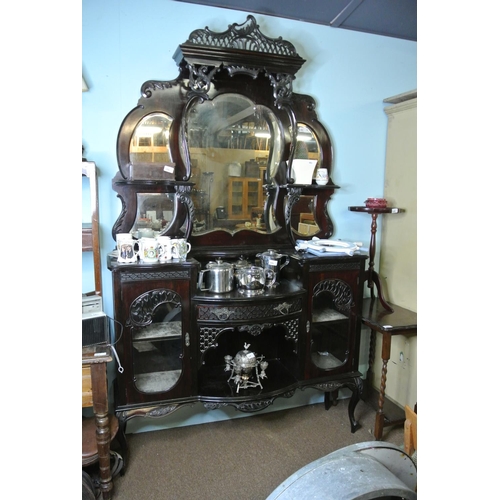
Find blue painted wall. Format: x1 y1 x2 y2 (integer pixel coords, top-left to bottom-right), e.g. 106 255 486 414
82 0 416 432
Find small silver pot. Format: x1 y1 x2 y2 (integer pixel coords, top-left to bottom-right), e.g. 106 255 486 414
198 258 234 293
235 265 276 291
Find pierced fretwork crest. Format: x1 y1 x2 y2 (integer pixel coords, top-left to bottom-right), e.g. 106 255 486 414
179 15 304 106
185 15 299 56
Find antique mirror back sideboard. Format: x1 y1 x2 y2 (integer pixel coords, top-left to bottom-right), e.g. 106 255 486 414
108 16 367 432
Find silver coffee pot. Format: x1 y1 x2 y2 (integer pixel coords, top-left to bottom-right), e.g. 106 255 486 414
256 249 289 285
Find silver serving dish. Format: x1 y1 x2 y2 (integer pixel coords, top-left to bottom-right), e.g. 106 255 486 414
224 343 269 393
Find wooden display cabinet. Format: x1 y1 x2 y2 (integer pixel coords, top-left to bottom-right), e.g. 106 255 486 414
108 15 367 434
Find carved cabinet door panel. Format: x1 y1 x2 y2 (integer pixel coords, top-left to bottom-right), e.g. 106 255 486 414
296 255 366 381
111 261 198 408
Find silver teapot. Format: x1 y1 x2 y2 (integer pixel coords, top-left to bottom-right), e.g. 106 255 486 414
234 265 276 293
198 258 234 293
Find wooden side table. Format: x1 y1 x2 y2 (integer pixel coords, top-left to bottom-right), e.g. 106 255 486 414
360 298 417 440
82 346 114 499
348 206 403 312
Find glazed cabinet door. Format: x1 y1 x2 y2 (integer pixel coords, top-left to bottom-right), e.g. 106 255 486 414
301 256 366 380
112 261 198 408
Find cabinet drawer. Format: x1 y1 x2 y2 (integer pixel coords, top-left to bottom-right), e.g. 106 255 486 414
82 365 93 407
196 298 302 322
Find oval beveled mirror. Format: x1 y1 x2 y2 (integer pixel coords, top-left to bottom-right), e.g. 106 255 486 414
291 195 321 237
186 93 284 235
129 112 174 174
130 193 178 236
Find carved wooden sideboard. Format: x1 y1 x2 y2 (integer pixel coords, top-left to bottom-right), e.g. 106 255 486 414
108 16 368 433
109 251 366 431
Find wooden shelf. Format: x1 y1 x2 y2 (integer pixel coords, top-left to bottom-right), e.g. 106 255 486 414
133 321 182 341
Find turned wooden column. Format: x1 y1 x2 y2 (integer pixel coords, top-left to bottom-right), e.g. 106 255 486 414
348 206 403 312
83 347 114 499
90 362 112 499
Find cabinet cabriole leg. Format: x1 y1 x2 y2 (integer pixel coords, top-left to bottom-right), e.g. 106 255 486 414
348 377 363 433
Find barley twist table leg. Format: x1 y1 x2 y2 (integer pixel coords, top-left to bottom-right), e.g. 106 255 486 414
374 357 388 440
366 329 376 382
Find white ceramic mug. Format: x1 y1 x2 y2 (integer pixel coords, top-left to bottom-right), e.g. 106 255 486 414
116 234 138 263
316 168 329 185
171 238 191 261
138 237 159 263
116 233 137 264
157 236 172 262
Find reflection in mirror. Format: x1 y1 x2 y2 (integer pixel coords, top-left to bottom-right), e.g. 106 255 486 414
291 195 321 237
296 123 320 166
131 193 177 236
186 94 284 235
130 113 173 165
289 124 322 185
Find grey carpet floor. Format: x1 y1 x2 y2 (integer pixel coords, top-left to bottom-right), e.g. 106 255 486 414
107 398 404 500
